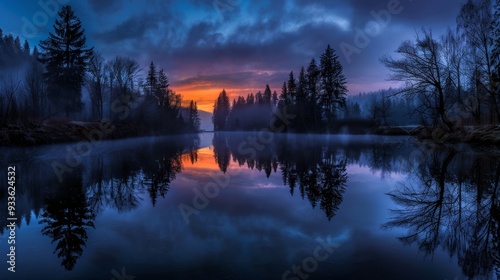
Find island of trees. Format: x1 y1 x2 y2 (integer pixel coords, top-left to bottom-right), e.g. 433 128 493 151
0 5 200 146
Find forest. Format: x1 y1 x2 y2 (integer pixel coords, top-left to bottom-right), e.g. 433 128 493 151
212 0 500 144
0 6 201 145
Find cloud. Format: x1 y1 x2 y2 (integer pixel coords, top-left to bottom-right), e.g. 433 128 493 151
93 13 161 43
0 0 466 109
87 0 123 13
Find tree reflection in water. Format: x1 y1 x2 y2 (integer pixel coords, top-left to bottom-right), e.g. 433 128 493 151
37 135 199 270
384 149 500 279
4 133 500 277
213 133 348 220
39 167 95 271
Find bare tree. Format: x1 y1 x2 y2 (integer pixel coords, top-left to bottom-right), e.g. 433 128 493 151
442 27 467 103
24 48 46 118
1 77 21 122
458 0 499 123
105 56 141 121
86 52 106 119
381 29 456 131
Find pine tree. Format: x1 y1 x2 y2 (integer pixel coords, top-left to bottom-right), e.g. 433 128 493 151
22 40 30 56
157 68 169 106
38 5 93 117
189 100 201 132
279 82 288 106
212 89 230 131
246 93 255 106
306 58 320 102
306 58 321 131
256 91 264 105
145 61 157 96
319 44 347 122
287 71 297 103
263 84 272 104
272 90 278 107
297 66 307 102
13 37 21 54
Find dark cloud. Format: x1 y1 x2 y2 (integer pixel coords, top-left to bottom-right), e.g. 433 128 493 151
93 13 161 43
85 0 466 93
0 0 467 98
175 71 287 91
87 0 123 13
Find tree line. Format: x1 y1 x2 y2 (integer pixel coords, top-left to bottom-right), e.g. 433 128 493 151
0 5 200 134
382 0 500 131
212 44 349 133
346 89 420 127
212 0 500 135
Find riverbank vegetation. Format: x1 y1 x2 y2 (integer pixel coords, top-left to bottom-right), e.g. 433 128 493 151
0 6 200 146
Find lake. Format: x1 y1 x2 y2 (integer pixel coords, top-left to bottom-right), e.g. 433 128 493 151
0 132 498 280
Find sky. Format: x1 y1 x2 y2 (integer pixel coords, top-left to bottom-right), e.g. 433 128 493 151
0 0 466 112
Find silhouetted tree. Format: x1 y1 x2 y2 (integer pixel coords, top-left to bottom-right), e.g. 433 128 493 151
22 39 30 56
319 44 347 124
86 52 105 119
272 90 278 108
381 29 457 130
458 0 499 123
255 91 264 105
213 89 230 131
38 5 93 117
263 84 272 105
287 71 297 103
105 56 141 122
306 58 321 131
156 69 170 106
279 82 289 108
493 0 500 84
145 61 157 96
24 47 46 118
188 100 201 132
246 93 255 106
297 67 307 103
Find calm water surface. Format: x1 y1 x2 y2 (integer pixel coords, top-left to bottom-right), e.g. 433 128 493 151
0 132 498 280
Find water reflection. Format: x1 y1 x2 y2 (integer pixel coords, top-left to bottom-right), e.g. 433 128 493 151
383 149 500 279
213 133 349 220
39 167 95 271
0 133 499 278
0 134 200 271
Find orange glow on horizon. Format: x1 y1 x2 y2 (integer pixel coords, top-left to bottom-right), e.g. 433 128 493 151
173 81 399 113
172 85 273 113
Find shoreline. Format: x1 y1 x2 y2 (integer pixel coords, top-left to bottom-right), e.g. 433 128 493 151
0 119 152 147
1 121 499 147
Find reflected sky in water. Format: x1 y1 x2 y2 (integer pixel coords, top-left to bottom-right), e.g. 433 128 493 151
0 133 497 280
